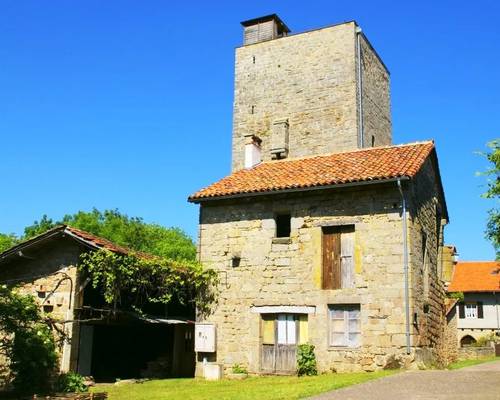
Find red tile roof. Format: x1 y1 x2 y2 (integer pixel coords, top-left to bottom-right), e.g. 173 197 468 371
64 226 155 259
189 141 435 202
64 226 133 255
448 261 500 292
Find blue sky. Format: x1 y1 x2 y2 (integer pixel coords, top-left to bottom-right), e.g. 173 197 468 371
0 1 498 260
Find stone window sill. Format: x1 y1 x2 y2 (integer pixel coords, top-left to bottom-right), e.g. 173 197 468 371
272 237 292 244
327 346 361 351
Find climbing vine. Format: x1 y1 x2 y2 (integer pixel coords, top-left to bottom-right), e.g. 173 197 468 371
78 250 218 317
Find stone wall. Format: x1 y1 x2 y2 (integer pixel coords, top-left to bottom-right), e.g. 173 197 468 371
458 346 495 360
359 34 391 148
0 238 83 385
407 156 449 365
231 22 391 171
196 180 445 375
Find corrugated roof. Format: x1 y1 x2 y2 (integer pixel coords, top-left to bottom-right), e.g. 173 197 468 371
189 141 435 202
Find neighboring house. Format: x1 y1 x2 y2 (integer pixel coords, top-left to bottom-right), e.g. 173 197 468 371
0 225 195 382
189 15 450 375
448 261 500 346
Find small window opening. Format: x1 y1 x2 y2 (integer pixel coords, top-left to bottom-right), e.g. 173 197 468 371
251 105 255 114
371 135 375 147
275 214 291 238
43 305 54 313
232 256 241 268
252 55 256 64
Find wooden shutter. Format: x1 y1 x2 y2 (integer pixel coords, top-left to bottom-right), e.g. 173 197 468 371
340 226 355 288
322 227 341 289
477 302 484 319
458 303 465 318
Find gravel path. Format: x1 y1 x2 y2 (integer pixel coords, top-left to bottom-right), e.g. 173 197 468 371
309 361 500 400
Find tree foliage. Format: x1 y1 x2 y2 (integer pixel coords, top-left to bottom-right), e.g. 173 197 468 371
79 249 218 317
0 233 18 253
482 140 500 259
0 285 58 394
2 209 196 261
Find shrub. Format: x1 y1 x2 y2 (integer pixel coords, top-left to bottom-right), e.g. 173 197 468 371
231 364 248 374
0 285 58 394
297 343 318 376
55 372 88 393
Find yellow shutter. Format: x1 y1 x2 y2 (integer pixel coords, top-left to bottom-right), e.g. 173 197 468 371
262 315 275 344
299 315 308 344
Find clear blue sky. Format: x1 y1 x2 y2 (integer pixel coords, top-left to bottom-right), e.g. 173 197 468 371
0 1 498 260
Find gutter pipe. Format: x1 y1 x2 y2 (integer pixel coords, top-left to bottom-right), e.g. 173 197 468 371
356 26 364 148
397 178 411 354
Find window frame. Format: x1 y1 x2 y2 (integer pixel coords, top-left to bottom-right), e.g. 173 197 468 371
275 213 291 238
464 302 478 319
328 304 361 348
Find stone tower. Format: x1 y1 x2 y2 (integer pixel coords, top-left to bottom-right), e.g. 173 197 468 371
231 14 392 171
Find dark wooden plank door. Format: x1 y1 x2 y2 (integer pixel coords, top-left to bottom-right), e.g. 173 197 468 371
322 227 341 289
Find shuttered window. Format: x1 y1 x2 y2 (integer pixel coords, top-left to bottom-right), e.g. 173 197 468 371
322 226 355 289
329 305 360 347
461 302 483 319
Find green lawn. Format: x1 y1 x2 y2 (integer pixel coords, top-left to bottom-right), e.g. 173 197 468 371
447 356 500 370
92 371 397 400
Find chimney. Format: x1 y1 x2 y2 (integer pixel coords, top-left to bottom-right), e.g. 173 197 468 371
241 14 290 45
244 134 262 169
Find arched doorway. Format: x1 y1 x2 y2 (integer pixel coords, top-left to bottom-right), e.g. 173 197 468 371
460 335 476 347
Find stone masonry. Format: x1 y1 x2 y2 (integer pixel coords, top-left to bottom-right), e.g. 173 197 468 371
196 177 446 374
231 21 391 171
193 15 449 375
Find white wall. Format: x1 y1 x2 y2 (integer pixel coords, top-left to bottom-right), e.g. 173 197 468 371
457 292 500 330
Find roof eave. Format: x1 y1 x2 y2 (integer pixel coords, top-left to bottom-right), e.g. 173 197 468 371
189 176 411 204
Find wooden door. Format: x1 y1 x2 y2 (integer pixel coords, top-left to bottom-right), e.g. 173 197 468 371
322 227 341 289
260 314 299 374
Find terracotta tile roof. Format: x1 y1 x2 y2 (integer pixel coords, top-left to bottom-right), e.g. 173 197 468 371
189 141 435 202
64 226 133 255
448 261 500 292
64 226 155 259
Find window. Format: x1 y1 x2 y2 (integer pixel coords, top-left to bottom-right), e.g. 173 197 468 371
329 305 360 347
465 303 478 319
277 314 297 344
231 256 241 268
275 214 291 238
261 314 308 345
459 302 484 319
322 225 355 289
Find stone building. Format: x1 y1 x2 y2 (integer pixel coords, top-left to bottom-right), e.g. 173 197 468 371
0 226 195 385
447 261 500 346
189 15 450 374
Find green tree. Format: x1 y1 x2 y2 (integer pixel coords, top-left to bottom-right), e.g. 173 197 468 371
3 209 196 261
23 215 56 239
0 233 18 253
482 140 500 259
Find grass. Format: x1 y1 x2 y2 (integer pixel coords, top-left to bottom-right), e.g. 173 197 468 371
447 355 500 370
92 370 397 400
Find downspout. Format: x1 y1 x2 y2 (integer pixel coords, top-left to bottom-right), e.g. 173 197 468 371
356 26 364 148
397 178 411 354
